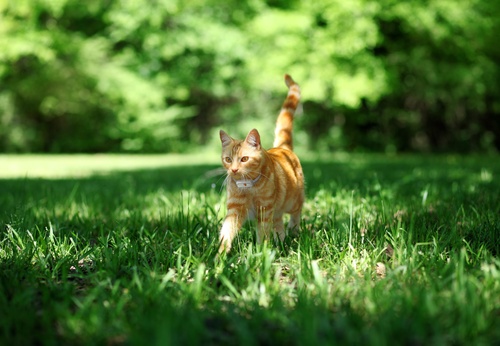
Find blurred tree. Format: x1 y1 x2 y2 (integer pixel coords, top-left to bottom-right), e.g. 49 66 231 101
0 0 196 152
246 0 500 153
0 0 498 153
362 0 500 152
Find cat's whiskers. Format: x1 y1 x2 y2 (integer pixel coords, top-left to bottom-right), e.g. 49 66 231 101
204 167 230 194
247 170 271 182
219 174 230 194
204 167 227 179
215 172 228 186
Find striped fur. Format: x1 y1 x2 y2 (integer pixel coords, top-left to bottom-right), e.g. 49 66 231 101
273 74 300 151
218 74 304 254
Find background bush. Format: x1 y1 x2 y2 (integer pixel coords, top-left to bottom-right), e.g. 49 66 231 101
1 0 499 153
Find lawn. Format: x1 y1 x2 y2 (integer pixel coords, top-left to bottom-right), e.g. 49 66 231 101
1 153 499 345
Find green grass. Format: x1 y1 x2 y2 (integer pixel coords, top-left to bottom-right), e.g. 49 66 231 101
1 153 499 345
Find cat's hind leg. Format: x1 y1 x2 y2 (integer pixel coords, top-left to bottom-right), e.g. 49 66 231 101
287 210 302 236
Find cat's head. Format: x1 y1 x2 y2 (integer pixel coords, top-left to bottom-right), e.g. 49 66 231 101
219 129 263 179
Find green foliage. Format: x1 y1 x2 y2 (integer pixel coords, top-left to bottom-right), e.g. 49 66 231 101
0 154 499 344
0 0 499 152
363 0 500 152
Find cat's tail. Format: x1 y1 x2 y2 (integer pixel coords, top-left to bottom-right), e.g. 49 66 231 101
273 74 301 151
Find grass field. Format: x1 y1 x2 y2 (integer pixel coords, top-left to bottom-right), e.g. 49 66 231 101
1 153 499 345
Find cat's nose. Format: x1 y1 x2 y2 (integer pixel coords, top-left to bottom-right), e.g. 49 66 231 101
231 168 239 173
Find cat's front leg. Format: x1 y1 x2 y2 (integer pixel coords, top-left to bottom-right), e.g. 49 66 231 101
218 211 247 254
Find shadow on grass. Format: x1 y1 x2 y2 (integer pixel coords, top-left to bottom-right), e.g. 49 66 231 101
3 154 498 204
1 154 499 255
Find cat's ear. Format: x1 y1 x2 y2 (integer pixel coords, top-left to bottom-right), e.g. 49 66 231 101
245 129 261 149
220 130 233 147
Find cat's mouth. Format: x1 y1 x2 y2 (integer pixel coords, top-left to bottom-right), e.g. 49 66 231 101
228 171 244 179
228 169 256 181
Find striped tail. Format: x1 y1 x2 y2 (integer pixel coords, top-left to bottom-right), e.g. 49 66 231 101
273 74 301 151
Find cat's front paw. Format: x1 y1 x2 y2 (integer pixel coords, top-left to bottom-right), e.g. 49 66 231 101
217 236 232 255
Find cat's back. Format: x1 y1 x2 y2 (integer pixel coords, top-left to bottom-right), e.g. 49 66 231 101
267 147 304 186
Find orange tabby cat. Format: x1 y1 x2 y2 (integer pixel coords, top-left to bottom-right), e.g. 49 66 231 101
218 74 305 254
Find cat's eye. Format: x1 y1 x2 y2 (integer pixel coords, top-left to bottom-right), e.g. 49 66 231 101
224 157 232 163
240 156 249 162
